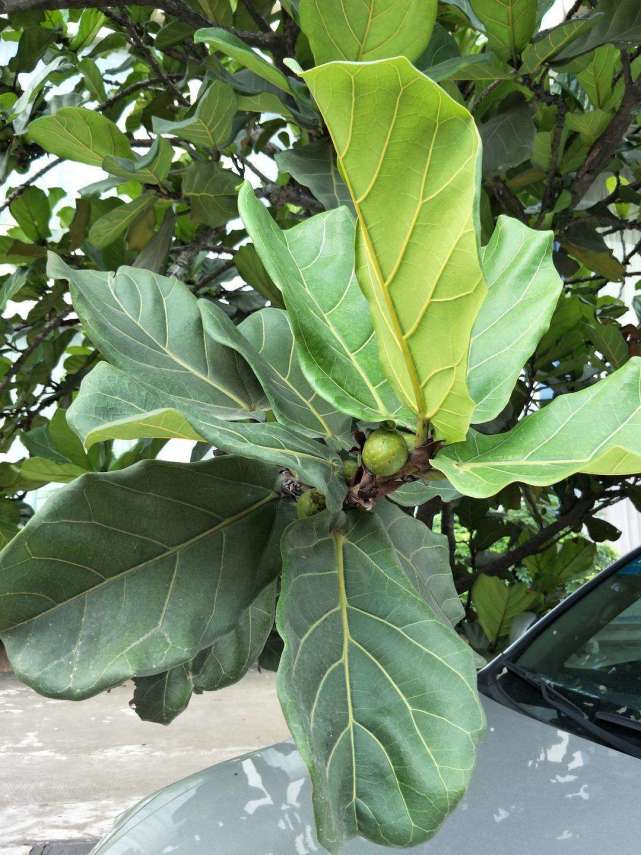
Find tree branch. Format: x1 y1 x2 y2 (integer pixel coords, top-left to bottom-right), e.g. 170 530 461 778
0 0 282 48
571 54 641 205
461 494 597 588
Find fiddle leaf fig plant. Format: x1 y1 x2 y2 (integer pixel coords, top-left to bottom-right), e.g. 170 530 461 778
2 0 641 852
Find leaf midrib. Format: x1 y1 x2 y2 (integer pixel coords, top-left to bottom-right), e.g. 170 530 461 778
4 490 278 632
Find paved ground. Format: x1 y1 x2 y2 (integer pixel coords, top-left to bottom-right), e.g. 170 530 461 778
0 669 289 851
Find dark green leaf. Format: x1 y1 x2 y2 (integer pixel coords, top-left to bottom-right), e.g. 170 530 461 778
277 509 484 852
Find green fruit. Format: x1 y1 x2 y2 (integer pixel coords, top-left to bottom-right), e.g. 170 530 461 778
342 459 359 483
296 489 326 519
362 429 409 477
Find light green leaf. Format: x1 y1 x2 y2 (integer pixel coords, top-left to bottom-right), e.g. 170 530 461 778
426 52 513 82
70 8 105 51
68 363 347 510
19 458 88 484
0 500 20 549
239 308 353 444
299 0 437 64
303 58 488 441
576 45 618 108
472 574 537 644
436 357 641 498
0 268 28 313
67 363 206 445
153 81 237 148
10 57 66 134
23 408 89 468
132 581 276 724
469 0 538 60
182 161 238 227
238 184 411 427
78 57 107 101
375 499 464 625
524 536 596 594
389 478 461 506
133 210 176 274
468 216 562 424
102 138 173 187
194 28 292 93
520 18 598 73
26 107 132 166
48 254 265 421
88 193 157 249
277 509 484 852
275 141 352 211
0 457 285 699
234 244 283 308
10 186 50 242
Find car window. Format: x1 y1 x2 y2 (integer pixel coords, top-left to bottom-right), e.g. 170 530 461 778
516 555 641 712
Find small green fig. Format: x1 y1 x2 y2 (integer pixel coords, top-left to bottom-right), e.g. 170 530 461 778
342 458 360 483
362 428 409 477
296 489 326 519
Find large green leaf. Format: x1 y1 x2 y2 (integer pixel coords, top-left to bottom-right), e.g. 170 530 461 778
68 363 348 510
426 52 513 82
468 216 562 424
238 185 411 427
275 141 352 211
389 478 461 506
519 18 598 73
48 254 265 420
299 0 437 64
303 58 488 442
555 0 641 60
67 362 205 445
26 107 132 166
102 137 173 187
472 574 538 644
480 106 535 176
239 308 353 444
0 457 285 699
10 186 50 242
182 161 238 228
436 357 641 498
153 81 237 148
132 581 277 724
88 193 157 249
469 0 538 60
194 28 292 93
277 509 484 852
376 499 464 626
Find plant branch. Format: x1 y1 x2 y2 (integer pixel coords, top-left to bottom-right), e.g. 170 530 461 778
464 494 597 586
571 53 641 205
0 0 282 48
0 158 62 215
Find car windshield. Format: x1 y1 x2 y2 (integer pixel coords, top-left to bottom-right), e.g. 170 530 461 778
492 553 641 753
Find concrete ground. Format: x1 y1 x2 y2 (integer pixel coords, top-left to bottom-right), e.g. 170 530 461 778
0 669 289 852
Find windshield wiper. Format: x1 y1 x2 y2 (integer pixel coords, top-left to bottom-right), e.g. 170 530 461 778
502 662 641 757
594 709 641 734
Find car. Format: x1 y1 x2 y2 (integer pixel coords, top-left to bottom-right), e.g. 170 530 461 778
91 548 641 854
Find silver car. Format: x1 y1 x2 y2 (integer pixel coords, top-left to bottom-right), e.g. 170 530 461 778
92 549 641 854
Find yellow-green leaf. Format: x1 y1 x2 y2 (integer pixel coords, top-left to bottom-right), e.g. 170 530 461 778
26 107 132 167
299 0 437 64
303 58 487 441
